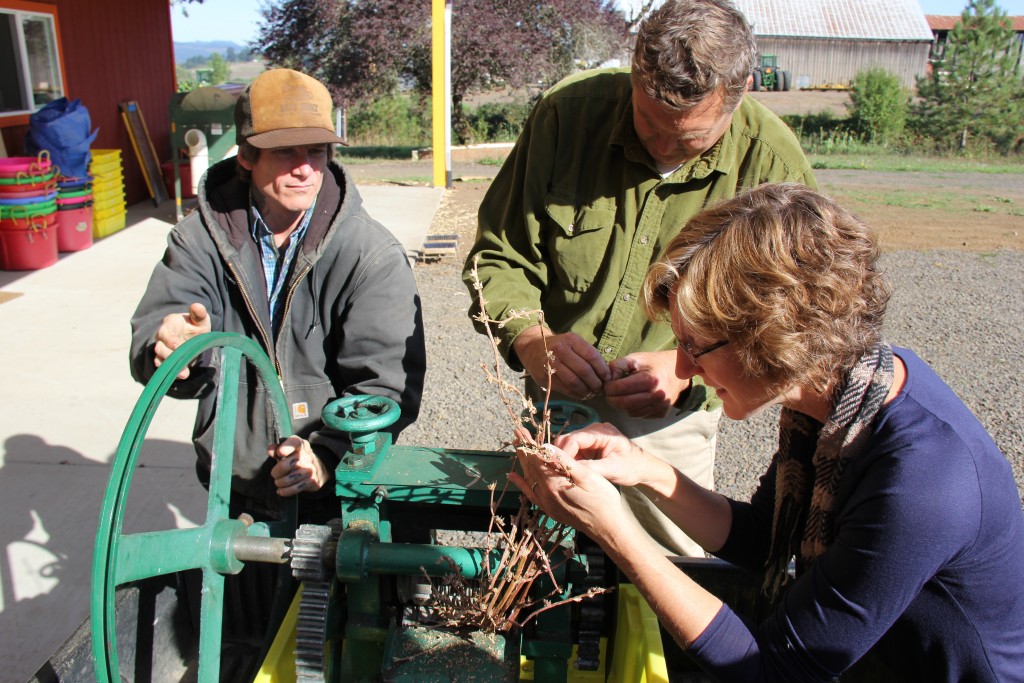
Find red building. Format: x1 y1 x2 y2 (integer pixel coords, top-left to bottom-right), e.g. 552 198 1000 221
1 0 176 205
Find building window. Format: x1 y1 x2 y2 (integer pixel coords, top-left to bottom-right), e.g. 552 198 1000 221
1 1 65 127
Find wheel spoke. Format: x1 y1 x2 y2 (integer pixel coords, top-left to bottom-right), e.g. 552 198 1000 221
197 568 226 681
114 528 211 584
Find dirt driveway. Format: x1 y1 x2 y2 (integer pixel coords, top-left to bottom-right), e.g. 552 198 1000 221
817 169 1023 251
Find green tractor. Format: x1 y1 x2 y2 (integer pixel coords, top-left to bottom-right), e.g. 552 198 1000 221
751 54 791 92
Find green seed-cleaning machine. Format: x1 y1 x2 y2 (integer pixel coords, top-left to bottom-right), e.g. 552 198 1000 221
34 333 763 683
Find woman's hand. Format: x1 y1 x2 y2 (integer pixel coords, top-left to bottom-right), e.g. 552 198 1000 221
552 422 661 488
511 440 633 539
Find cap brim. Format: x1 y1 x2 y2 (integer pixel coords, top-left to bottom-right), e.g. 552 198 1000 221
245 127 348 148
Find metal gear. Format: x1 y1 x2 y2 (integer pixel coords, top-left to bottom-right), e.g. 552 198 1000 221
291 521 342 683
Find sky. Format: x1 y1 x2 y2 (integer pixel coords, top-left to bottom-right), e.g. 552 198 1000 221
170 0 1010 45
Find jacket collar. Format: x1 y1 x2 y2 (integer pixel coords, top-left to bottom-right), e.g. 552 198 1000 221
199 157 350 256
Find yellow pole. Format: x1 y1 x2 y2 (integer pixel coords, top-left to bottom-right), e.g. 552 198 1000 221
431 0 452 188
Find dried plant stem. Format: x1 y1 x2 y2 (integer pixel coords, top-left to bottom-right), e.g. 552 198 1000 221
413 259 609 635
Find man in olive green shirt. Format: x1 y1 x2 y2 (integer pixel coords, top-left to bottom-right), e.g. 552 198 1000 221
464 0 816 556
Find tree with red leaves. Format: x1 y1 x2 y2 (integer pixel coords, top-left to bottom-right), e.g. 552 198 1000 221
254 0 626 143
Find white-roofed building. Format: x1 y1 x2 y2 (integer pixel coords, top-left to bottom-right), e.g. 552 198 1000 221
734 0 934 89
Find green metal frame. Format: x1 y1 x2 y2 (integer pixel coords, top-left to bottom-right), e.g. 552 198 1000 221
90 331 603 681
321 397 588 681
91 332 296 682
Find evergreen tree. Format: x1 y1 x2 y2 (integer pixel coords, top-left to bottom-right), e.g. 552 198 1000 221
209 53 230 85
912 0 1023 153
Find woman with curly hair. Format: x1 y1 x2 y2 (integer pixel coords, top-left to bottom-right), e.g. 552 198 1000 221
513 183 1024 682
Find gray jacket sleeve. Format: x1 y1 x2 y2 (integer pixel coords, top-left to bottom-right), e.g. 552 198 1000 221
129 218 222 399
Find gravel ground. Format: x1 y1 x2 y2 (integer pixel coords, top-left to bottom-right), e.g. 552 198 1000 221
402 234 1024 504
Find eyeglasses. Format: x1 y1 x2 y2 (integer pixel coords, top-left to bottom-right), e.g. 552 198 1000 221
679 338 729 365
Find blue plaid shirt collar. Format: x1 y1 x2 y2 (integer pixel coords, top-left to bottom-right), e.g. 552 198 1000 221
249 196 316 329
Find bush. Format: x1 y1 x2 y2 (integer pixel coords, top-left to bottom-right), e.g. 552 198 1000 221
463 100 534 144
848 68 908 146
347 94 430 147
343 93 536 147
803 129 876 156
337 146 419 160
782 110 844 140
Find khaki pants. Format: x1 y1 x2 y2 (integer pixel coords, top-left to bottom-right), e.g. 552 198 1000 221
527 382 720 557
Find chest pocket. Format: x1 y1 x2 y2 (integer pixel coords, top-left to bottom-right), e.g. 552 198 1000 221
544 200 617 293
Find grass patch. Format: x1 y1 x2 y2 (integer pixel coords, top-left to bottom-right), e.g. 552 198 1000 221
830 187 1019 218
808 153 1024 174
877 190 951 210
337 145 419 161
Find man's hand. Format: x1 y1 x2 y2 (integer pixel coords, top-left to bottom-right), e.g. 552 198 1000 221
153 302 212 379
269 436 329 497
604 350 690 418
513 326 611 400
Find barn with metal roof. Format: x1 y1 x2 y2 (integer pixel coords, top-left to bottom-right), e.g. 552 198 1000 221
734 0 935 89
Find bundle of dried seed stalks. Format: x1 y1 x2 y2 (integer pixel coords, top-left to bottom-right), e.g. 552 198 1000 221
420 260 611 634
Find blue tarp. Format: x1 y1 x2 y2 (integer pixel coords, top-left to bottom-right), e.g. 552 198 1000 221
25 98 99 180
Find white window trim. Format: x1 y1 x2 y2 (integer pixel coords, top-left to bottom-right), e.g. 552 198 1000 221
1 0 66 127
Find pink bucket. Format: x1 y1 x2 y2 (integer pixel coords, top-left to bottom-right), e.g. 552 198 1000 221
0 216 58 270
56 205 93 252
0 154 53 179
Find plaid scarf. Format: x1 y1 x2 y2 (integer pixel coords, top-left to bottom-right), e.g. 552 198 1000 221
763 343 895 599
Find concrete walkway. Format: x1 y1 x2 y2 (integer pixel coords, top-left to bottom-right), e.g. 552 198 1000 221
0 183 443 681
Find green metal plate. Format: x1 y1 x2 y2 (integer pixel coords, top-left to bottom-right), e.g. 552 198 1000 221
336 446 520 508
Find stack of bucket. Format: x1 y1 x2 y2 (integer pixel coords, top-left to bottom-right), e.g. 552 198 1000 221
0 152 59 270
55 174 94 252
89 149 127 239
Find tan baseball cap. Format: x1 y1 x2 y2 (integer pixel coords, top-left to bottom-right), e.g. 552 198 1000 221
235 68 346 148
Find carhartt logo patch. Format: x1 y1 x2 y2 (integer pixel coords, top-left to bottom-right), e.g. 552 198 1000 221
292 402 310 420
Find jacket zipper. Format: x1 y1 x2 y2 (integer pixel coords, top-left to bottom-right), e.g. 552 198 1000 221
280 263 313 355
225 260 280 377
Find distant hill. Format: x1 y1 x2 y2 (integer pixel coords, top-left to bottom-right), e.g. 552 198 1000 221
173 41 248 64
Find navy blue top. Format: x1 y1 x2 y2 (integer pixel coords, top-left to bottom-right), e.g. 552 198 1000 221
690 348 1024 682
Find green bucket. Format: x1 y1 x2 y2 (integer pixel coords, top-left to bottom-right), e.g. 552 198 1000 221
0 199 57 219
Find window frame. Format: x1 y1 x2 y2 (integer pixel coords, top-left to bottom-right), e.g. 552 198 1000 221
0 0 67 128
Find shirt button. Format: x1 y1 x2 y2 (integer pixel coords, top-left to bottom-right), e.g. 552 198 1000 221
604 346 613 354
640 236 649 244
568 223 574 234
623 293 631 301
